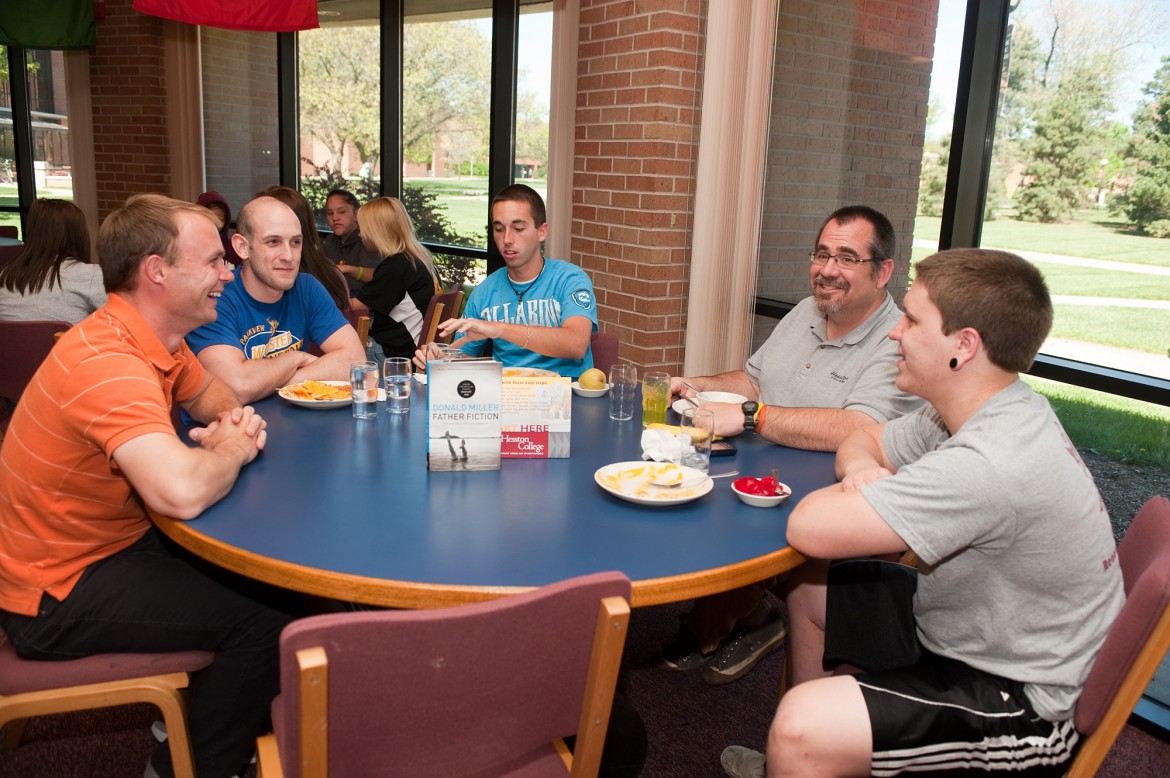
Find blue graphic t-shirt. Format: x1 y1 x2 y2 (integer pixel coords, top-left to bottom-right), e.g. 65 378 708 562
457 258 597 377
186 272 349 360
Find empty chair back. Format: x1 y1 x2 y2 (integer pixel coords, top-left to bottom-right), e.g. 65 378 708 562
0 244 22 268
590 331 619 376
417 285 465 348
1066 495 1170 776
0 320 72 405
264 571 631 778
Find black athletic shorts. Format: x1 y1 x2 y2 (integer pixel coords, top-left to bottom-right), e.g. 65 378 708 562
824 559 1081 776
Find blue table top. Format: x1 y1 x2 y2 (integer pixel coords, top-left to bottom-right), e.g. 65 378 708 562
153 383 836 608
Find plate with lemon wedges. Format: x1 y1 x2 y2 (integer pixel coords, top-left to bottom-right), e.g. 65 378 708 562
594 461 713 506
572 367 609 397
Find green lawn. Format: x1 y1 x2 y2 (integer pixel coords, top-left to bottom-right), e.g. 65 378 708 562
1031 261 1170 300
914 213 1170 268
1051 305 1169 354
408 177 547 238
1024 376 1170 469
912 211 1170 356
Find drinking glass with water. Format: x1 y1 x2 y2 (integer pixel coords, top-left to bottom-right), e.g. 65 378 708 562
350 361 379 419
383 357 412 414
608 364 638 421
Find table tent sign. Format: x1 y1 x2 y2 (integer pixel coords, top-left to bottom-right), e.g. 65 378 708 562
500 375 572 458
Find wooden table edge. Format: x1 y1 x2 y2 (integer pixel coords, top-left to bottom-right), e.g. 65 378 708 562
152 513 806 610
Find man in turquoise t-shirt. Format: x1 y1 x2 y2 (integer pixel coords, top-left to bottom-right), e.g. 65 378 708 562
419 184 597 378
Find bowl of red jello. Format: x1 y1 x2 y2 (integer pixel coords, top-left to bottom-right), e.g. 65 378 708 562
731 476 792 508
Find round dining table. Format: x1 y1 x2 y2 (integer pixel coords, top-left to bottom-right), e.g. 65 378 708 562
152 381 837 609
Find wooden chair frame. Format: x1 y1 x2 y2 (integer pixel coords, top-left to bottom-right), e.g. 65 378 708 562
0 670 200 778
1066 602 1170 775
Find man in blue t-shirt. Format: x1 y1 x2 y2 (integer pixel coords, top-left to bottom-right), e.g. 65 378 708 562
187 195 366 403
415 185 597 378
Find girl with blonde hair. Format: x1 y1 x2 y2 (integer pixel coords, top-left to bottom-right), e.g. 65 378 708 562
353 197 440 360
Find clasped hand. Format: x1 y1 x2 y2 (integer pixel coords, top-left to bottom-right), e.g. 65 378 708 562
189 406 267 463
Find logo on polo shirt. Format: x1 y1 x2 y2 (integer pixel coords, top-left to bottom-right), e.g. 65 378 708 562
572 289 594 310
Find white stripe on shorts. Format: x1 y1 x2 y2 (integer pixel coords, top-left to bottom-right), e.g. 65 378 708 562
865 683 1080 776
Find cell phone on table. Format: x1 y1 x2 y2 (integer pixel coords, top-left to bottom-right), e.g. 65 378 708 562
711 440 737 457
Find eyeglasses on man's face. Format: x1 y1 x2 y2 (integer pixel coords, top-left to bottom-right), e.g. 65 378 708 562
808 251 881 268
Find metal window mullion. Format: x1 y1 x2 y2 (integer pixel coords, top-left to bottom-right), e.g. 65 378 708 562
10 45 36 218
938 0 1010 250
486 0 519 274
381 0 403 199
277 32 299 188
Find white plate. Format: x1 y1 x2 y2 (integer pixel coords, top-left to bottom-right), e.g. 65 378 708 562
672 398 701 415
594 461 714 506
572 380 609 398
278 381 353 409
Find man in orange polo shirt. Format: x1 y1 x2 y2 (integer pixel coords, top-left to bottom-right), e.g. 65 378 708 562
0 194 291 778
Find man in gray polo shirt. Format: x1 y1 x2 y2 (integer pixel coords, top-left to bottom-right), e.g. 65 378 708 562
663 205 921 685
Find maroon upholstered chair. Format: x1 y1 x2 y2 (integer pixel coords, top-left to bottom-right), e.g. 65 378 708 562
0 244 22 268
0 628 213 778
0 320 72 435
1067 494 1170 776
257 571 632 778
589 331 620 377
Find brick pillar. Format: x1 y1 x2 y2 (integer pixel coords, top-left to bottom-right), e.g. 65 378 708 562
89 0 171 218
572 0 705 373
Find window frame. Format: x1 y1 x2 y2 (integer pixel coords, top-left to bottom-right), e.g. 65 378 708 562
1 45 38 229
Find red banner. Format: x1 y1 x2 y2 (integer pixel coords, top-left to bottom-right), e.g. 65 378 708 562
133 0 318 32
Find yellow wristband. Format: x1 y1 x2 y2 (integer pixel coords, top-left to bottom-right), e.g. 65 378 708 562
357 267 364 281
754 404 767 433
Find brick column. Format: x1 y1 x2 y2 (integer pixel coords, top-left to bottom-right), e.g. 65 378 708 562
571 0 705 373
89 0 171 218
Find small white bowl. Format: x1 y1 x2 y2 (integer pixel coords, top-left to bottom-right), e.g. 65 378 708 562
696 390 749 406
572 380 609 398
731 478 792 508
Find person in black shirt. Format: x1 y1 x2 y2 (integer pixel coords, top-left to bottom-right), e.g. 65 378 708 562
353 197 440 361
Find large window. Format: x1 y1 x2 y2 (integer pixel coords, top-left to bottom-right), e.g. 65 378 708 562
297 21 381 227
0 46 75 238
293 0 552 288
401 11 493 284
0 45 17 237
755 0 1168 404
753 2 954 346
976 0 1170 385
200 27 280 222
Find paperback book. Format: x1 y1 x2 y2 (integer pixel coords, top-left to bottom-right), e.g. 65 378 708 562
426 359 502 471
